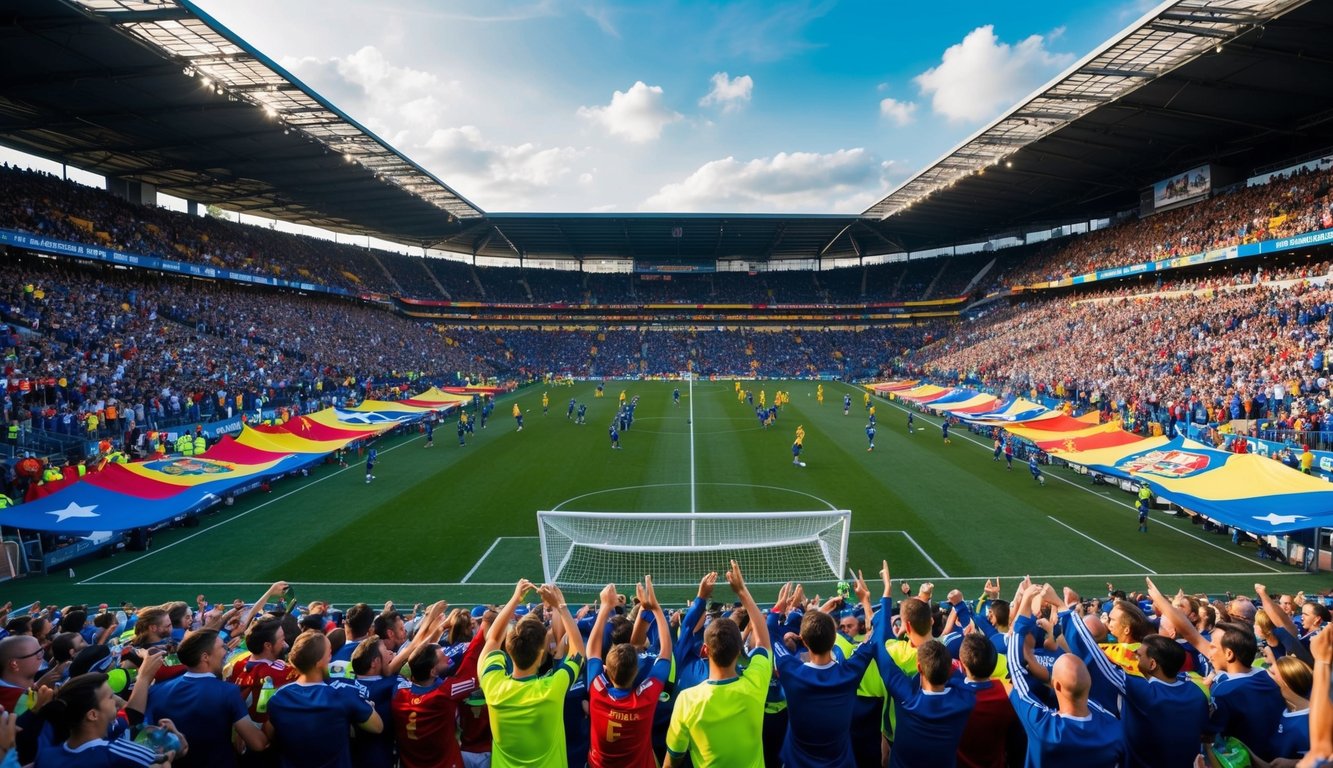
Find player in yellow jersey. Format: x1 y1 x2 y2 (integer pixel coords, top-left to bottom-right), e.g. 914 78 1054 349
542 391 549 414
759 390 766 408
817 384 824 405
512 402 524 431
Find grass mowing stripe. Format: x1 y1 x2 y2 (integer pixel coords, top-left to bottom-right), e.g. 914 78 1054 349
1047 515 1156 574
866 386 1284 575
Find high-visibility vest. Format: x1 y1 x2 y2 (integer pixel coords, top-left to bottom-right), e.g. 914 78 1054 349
193 436 206 454
176 435 193 456
6 424 17 440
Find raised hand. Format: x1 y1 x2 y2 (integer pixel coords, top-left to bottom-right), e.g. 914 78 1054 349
852 571 871 602
513 579 535 602
879 560 892 596
1063 587 1081 608
642 576 659 610
599 583 618 608
775 582 792 611
698 571 718 600
725 560 748 596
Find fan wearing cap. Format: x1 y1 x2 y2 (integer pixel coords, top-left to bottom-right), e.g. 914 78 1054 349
146 629 269 768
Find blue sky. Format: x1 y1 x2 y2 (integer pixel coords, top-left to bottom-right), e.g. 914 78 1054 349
193 1 1158 214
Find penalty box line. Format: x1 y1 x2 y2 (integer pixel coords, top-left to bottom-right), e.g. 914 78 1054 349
461 536 540 583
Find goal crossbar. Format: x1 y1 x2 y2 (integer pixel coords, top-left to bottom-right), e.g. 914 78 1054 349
537 509 852 589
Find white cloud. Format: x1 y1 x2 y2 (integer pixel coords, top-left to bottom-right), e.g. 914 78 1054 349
577 81 682 143
699 72 754 112
914 25 1074 122
423 126 585 209
642 149 895 213
878 98 917 127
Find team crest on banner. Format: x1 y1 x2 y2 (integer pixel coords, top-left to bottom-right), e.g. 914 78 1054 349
1116 449 1211 478
142 458 234 476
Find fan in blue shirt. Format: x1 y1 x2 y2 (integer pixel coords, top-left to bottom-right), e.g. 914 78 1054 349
1059 588 1209 768
770 580 878 768
1147 577 1286 761
144 629 268 768
874 594 975 768
264 631 381 768
1007 583 1124 768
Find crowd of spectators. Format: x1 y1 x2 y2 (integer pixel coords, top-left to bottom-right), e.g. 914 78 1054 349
2 564 1330 767
0 165 993 306
995 162 1333 289
0 254 493 449
910 253 1333 445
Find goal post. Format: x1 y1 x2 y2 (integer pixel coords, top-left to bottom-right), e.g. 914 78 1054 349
537 509 851 589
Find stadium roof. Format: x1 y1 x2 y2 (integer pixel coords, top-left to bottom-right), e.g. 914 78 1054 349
864 0 1333 251
0 0 483 245
3 0 1333 263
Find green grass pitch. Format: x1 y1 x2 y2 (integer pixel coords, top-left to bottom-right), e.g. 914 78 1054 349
6 380 1322 609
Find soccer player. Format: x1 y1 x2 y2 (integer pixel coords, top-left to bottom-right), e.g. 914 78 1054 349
941 419 951 444
364 446 377 483
567 397 576 419
771 573 877 768
577 403 587 424
1028 455 1045 486
610 423 621 450
792 439 804 467
1147 577 1286 760
907 411 915 434
542 392 549 415
665 561 771 768
424 418 434 448
843 394 852 416
1004 438 1014 470
481 579 585 768
1007 583 1124 767
992 435 1002 461
796 424 806 444
864 392 870 411
587 579 672 768
458 418 467 447
147 629 270 762
265 631 382 767
597 381 605 398
866 423 876 452
512 403 523 431
817 384 824 405
673 387 681 406
1136 483 1151 532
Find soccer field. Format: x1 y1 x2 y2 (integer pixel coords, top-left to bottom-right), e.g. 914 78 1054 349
6 380 1323 609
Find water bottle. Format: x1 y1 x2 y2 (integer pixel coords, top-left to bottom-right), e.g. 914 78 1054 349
256 677 276 714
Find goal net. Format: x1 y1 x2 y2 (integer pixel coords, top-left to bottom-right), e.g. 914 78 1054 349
537 510 851 589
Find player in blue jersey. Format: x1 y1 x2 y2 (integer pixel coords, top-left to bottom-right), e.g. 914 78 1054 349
424 418 434 448
673 387 681 406
792 439 805 467
941 418 950 444
1028 455 1045 486
365 446 377 483
457 418 467 447
843 394 852 415
907 411 915 434
1008 583 1125 768
866 423 876 452
609 423 621 449
576 403 587 424
567 398 576 419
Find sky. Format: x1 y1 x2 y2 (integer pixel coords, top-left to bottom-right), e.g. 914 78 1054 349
177 0 1163 216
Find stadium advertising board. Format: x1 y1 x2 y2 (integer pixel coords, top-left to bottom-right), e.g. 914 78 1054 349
1013 224 1333 292
1153 165 1211 209
0 228 344 297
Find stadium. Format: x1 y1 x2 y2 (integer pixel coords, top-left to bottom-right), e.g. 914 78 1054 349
2 0 1333 766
